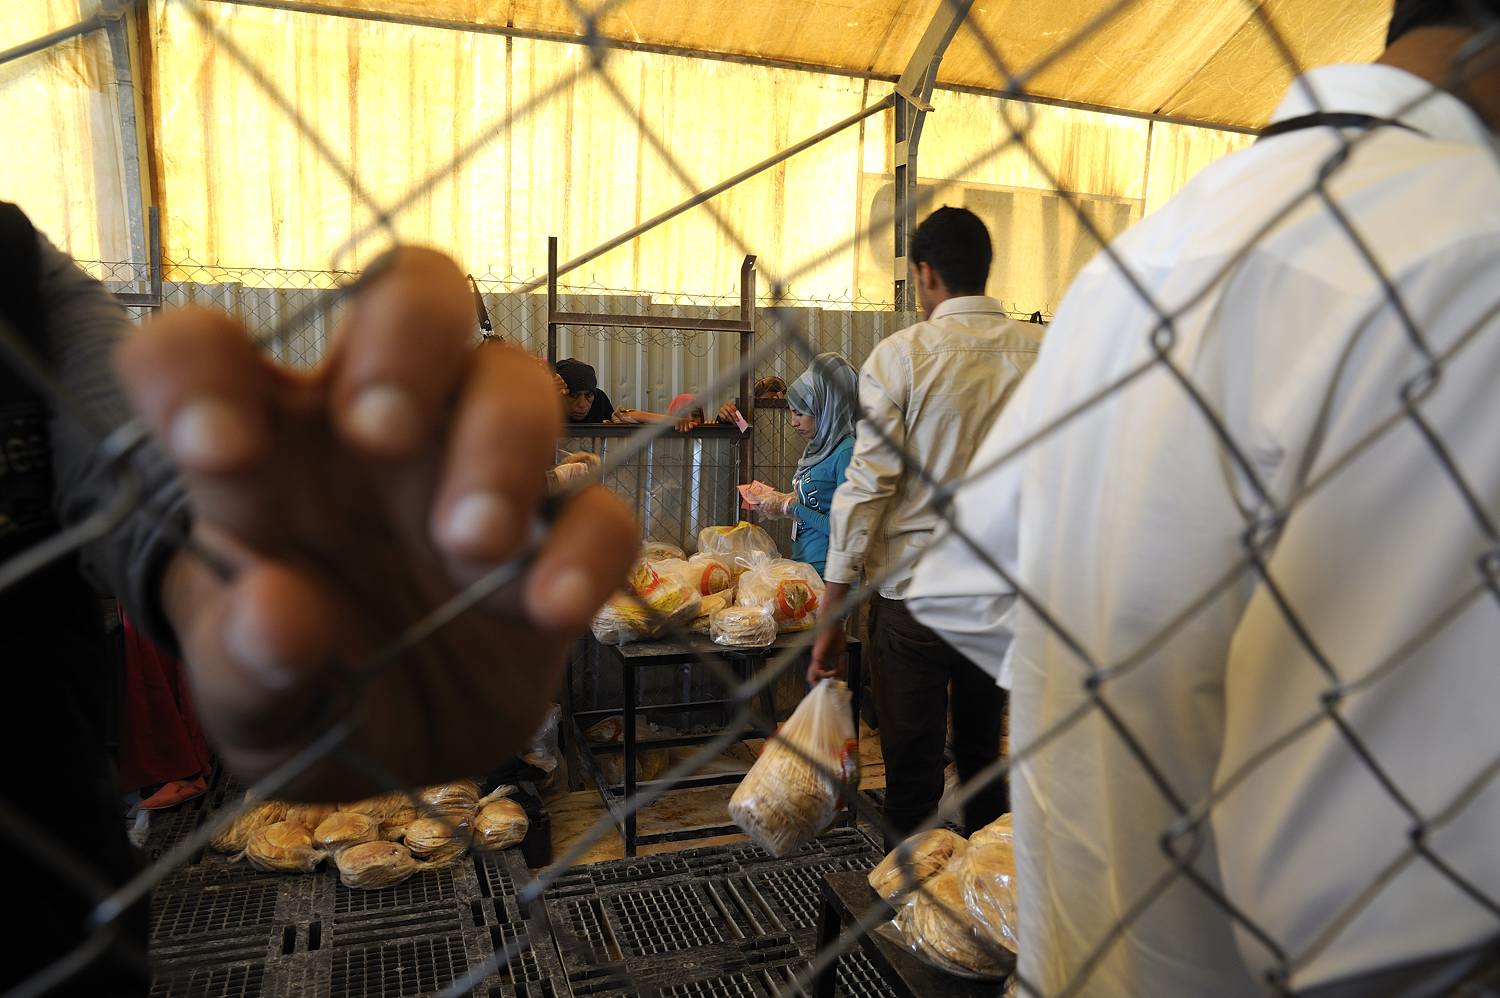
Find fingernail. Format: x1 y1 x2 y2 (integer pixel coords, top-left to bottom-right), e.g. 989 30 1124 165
346 384 421 453
440 492 514 552
225 603 299 691
535 567 594 625
170 398 256 469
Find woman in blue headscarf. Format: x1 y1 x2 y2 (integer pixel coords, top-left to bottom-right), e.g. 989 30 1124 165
748 353 859 576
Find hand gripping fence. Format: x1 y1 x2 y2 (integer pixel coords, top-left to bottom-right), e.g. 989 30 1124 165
2 0 1499 995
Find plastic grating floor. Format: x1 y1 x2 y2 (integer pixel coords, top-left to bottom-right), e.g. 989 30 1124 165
744 856 880 936
326 931 472 997
149 962 267 998
540 830 887 997
144 806 206 863
146 805 890 997
612 881 725 955
148 806 567 997
751 952 900 998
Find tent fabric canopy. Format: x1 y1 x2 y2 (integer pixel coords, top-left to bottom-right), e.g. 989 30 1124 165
291 0 1390 130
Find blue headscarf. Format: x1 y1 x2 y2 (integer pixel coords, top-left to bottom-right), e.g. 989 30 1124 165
786 353 859 476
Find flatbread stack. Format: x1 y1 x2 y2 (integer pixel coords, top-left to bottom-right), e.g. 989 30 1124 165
710 606 777 647
957 840 1020 956
968 812 1012 848
897 866 1014 979
868 829 968 903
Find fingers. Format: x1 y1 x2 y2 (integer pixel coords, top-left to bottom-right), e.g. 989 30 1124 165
116 309 275 476
523 486 640 632
171 551 347 768
430 342 559 561
328 247 473 459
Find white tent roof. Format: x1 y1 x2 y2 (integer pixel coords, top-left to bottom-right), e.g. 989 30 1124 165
281 0 1390 129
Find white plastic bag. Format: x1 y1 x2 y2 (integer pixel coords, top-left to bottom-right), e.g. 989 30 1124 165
685 553 734 594
640 540 685 563
697 522 779 572
523 704 562 775
735 553 825 633
590 563 700 644
653 554 733 597
710 606 777 648
728 679 856 856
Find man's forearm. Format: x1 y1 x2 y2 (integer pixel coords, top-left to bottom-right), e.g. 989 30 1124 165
824 581 852 627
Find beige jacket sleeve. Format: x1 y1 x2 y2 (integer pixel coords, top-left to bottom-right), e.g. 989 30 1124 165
823 340 908 586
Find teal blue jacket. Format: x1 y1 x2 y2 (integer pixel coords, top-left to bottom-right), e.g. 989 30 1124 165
789 435 855 576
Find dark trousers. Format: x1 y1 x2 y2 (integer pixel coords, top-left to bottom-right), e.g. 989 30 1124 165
870 594 1008 847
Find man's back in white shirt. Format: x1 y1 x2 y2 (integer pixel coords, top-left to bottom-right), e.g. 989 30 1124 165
823 295 1039 597
909 59 1500 996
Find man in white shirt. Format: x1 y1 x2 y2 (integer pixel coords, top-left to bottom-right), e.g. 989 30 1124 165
907 2 1500 994
809 207 1040 846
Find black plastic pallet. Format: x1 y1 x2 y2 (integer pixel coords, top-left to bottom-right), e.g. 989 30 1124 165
537 828 888 998
148 823 568 998
540 827 879 903
149 961 268 998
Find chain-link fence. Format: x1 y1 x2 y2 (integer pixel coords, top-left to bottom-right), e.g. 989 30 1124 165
4 0 1500 996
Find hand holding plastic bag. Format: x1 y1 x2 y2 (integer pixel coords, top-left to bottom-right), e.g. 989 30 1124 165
728 679 856 856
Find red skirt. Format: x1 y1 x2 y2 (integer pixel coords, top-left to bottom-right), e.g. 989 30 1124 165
116 611 212 794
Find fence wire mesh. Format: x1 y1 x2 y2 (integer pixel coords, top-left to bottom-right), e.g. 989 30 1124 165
3 0 1500 997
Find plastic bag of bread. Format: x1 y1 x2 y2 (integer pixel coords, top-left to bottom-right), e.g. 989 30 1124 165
654 555 733 596
587 716 669 784
689 589 736 634
243 821 326 873
336 840 422 889
868 828 968 903
314 812 380 856
591 565 701 644
956 839 1020 956
640 540 685 563
474 798 530 850
380 801 421 841
210 800 289 853
284 803 339 831
968 812 1012 849
418 780 481 818
590 595 658 645
735 554 824 633
697 522 779 573
339 793 405 822
685 553 734 594
339 793 419 839
728 679 856 856
405 815 473 867
895 864 1013 979
710 606 777 648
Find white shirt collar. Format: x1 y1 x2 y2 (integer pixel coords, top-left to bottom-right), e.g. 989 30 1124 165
929 295 1005 322
1270 63 1494 149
